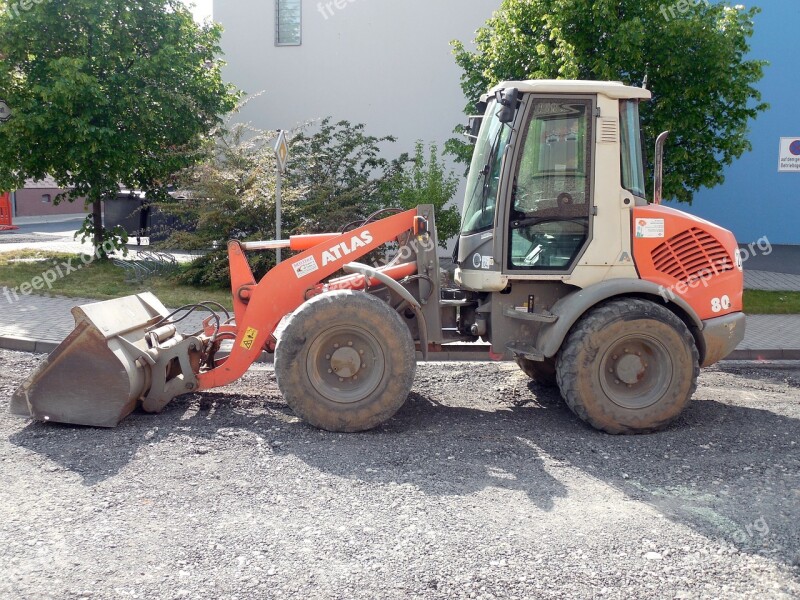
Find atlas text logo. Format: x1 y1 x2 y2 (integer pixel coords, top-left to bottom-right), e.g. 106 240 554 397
321 231 374 266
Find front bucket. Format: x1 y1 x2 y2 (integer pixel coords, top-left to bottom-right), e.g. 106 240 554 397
10 293 171 427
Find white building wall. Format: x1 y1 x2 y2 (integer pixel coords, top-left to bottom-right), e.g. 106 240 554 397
214 0 500 154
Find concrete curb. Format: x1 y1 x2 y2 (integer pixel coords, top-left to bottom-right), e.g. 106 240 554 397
0 336 58 354
2 334 799 363
726 349 800 361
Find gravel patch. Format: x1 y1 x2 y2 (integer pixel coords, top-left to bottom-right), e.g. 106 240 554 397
1 349 798 599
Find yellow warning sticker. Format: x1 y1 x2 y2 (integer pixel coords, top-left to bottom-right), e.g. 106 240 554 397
241 327 259 350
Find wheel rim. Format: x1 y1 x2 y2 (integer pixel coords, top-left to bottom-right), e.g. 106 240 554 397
306 325 386 404
598 333 673 410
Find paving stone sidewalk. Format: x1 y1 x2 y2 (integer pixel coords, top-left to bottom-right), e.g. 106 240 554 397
729 314 800 360
745 270 800 292
0 292 797 359
0 294 208 353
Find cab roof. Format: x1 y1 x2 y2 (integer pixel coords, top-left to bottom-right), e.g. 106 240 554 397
490 79 652 101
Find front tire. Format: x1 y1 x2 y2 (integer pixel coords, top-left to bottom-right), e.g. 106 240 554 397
275 291 416 432
556 298 699 434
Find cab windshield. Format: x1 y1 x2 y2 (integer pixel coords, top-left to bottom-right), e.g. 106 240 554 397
461 101 512 235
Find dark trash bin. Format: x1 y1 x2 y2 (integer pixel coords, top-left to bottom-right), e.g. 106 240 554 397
104 191 190 243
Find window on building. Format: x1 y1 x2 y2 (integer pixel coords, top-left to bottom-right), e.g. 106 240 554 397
41 194 51 203
276 0 302 46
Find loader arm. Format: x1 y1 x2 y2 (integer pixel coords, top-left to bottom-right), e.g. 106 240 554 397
10 208 422 427
197 209 420 390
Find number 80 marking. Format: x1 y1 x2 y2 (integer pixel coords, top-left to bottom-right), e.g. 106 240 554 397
711 295 731 313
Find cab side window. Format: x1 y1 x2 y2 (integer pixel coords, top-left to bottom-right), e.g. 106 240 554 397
509 99 593 271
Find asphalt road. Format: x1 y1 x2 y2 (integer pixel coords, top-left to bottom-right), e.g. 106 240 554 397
1 351 798 599
10 218 86 236
0 218 96 253
738 244 800 275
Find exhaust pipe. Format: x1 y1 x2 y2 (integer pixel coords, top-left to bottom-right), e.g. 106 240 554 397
653 130 670 205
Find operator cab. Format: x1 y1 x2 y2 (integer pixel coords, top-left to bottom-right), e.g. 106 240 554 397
455 80 651 291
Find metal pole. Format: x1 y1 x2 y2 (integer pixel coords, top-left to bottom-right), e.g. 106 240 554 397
275 168 282 264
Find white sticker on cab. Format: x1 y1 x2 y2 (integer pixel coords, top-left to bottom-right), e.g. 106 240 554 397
293 255 320 279
635 218 665 239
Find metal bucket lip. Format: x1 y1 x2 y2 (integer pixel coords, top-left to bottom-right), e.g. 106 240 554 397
11 293 174 428
72 292 171 340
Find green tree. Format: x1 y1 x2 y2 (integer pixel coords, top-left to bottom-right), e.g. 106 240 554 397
450 0 768 202
386 141 461 247
169 119 409 287
171 121 463 286
285 118 407 233
0 0 239 256
164 124 302 287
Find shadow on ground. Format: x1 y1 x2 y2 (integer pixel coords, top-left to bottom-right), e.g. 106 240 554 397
7 376 800 568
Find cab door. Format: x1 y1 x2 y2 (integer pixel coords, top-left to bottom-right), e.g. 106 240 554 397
503 97 595 274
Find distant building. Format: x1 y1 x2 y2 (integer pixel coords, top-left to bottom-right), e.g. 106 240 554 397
216 0 798 245
214 0 499 156
13 176 89 218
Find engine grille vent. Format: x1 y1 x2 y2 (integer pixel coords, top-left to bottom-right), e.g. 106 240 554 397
599 119 618 144
651 228 734 283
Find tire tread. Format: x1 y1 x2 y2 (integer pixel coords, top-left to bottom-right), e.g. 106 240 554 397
275 291 416 432
556 298 700 435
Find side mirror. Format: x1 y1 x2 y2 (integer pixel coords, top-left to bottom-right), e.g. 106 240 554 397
464 116 483 140
496 88 519 123
653 131 670 205
463 96 491 141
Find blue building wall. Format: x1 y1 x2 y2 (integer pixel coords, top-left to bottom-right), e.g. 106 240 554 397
667 1 799 244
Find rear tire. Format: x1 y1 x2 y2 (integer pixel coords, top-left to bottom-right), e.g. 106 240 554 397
275 291 416 432
515 356 558 387
556 298 699 434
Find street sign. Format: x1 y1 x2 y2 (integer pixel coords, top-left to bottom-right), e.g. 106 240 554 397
778 137 800 172
0 100 11 122
273 130 289 264
274 130 289 174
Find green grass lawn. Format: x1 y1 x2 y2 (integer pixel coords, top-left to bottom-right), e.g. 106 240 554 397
0 250 232 309
1 250 798 315
742 290 800 315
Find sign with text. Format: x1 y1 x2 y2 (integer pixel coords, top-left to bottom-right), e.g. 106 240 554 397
778 137 800 172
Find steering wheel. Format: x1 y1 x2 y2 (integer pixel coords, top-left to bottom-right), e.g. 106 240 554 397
557 192 573 207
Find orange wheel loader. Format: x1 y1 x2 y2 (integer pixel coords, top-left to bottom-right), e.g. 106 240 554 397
11 81 745 434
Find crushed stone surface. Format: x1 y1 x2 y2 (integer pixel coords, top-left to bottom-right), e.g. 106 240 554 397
1 350 798 599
